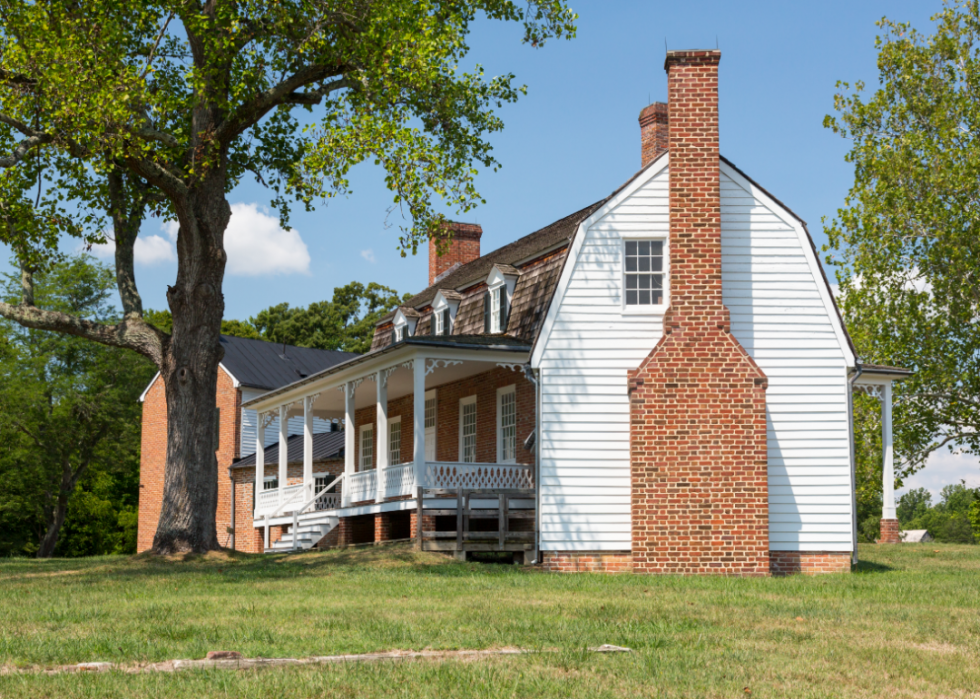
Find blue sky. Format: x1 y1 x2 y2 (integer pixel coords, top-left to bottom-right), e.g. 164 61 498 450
3 1 975 498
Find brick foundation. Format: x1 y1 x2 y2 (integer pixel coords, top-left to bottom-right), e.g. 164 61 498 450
770 551 852 575
541 552 633 573
879 518 901 544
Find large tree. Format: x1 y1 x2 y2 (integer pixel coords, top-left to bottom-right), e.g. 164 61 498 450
0 1 576 553
0 256 153 557
825 0 980 483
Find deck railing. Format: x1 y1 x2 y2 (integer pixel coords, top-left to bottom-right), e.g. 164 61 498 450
383 463 416 499
255 483 304 517
424 462 534 490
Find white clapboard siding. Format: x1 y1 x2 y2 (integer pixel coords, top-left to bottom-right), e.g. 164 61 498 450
535 159 853 555
720 166 852 552
239 388 334 457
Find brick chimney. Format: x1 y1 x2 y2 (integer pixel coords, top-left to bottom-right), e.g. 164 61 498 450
627 51 771 577
639 101 669 167
429 221 482 287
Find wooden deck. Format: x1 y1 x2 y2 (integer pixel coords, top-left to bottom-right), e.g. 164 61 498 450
415 487 536 561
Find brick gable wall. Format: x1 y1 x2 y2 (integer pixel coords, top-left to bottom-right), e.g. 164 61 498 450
137 369 240 552
627 51 770 576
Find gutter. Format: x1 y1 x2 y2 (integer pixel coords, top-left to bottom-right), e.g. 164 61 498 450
522 363 541 565
228 467 236 551
846 361 863 566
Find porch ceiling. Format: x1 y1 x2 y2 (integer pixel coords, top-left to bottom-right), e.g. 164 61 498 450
285 357 525 420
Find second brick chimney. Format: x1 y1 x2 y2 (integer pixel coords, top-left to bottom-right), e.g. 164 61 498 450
429 221 482 287
627 50 770 577
639 101 669 167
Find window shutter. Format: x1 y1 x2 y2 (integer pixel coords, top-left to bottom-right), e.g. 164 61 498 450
499 290 509 333
430 313 436 336
483 291 491 333
442 309 451 336
390 327 396 346
213 407 221 452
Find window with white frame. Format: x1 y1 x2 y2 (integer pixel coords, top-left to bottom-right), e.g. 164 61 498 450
394 324 405 342
489 287 502 332
624 240 665 306
263 475 279 491
497 385 517 463
459 396 477 463
360 424 374 470
425 394 437 429
434 310 444 335
389 417 402 465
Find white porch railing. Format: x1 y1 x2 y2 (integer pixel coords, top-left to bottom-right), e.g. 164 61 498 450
347 470 377 503
425 461 534 490
255 483 304 517
383 463 416 499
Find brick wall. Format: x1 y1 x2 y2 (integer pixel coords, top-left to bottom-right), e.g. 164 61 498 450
541 552 633 573
429 222 483 286
626 50 770 577
770 551 851 576
879 519 901 544
353 367 535 469
137 369 240 552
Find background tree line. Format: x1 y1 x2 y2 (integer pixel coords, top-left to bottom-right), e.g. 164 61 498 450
0 254 403 557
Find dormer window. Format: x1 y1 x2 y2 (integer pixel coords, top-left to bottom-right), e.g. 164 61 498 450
489 286 502 333
390 307 419 345
435 310 445 335
483 265 519 334
430 290 461 337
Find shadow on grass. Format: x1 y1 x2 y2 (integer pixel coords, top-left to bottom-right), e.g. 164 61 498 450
853 559 895 574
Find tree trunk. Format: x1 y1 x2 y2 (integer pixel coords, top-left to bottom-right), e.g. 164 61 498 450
36 461 76 558
151 177 230 555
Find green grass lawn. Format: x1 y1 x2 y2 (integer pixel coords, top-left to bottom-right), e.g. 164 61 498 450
0 543 978 698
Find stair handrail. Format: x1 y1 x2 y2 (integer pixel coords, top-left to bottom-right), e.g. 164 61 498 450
290 473 346 551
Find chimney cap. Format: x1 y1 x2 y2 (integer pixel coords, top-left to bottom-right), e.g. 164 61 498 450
639 102 668 127
664 49 721 70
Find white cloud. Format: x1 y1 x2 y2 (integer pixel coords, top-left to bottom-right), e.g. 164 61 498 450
89 233 175 266
899 449 980 502
224 203 311 276
361 249 376 263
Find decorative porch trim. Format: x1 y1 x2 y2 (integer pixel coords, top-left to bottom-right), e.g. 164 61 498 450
426 359 462 376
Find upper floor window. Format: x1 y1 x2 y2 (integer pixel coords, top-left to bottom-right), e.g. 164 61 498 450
389 417 401 465
624 240 665 306
360 424 374 470
393 325 405 342
497 385 517 463
459 396 477 463
434 310 444 335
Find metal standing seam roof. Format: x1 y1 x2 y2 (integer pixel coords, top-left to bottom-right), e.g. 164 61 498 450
218 334 358 390
232 430 346 469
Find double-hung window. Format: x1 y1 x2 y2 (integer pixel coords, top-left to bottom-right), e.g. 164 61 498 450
434 310 444 335
497 385 517 463
360 424 374 470
389 417 402 465
393 325 405 342
489 287 502 332
624 240 666 307
459 396 477 463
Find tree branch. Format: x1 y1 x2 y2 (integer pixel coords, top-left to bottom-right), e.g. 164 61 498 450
133 125 180 148
215 69 351 143
0 301 166 366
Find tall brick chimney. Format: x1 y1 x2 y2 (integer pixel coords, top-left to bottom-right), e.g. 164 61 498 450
639 101 669 167
429 221 482 287
627 51 771 576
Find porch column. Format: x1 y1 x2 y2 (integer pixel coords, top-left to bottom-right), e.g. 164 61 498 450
278 404 288 507
304 396 314 502
880 382 901 543
343 382 356 506
375 369 388 503
413 355 426 488
255 414 265 515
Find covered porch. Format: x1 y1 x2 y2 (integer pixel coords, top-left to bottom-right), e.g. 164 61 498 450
241 338 537 548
